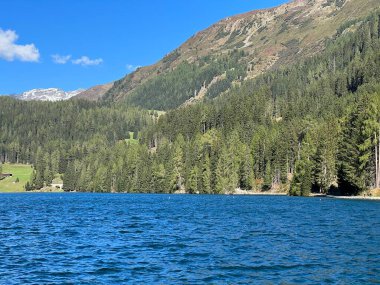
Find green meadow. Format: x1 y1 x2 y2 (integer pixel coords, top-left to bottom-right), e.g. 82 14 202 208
0 164 33 192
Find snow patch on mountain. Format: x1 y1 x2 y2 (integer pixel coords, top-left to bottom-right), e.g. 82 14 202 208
16 88 84 102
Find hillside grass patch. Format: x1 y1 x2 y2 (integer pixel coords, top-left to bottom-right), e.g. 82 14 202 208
0 164 33 192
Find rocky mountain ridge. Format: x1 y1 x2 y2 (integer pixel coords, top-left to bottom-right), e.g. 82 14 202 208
73 83 113 101
104 0 379 106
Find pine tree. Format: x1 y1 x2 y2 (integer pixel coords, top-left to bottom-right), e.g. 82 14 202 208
45 164 54 186
93 166 108 193
78 166 91 192
289 130 316 196
361 93 380 189
290 158 312 196
51 150 60 174
338 97 374 194
201 155 212 194
313 119 339 193
239 145 254 190
152 162 166 193
172 136 185 191
263 162 272 191
300 160 312 196
187 166 199 194
34 171 44 189
63 161 76 192
25 181 31 191
215 146 229 194
34 148 45 187
215 144 239 193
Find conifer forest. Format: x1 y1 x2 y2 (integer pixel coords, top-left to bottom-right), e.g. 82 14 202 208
1 12 380 196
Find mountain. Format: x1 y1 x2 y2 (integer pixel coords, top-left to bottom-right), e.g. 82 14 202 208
16 88 84 102
73 83 113 101
12 84 112 102
1 1 380 196
102 0 379 110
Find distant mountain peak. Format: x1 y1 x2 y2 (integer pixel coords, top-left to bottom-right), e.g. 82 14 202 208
16 88 84 102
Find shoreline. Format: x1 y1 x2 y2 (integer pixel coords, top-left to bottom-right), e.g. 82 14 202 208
1 190 379 200
309 193 380 200
173 188 288 196
0 190 289 196
230 191 288 196
325 195 380 201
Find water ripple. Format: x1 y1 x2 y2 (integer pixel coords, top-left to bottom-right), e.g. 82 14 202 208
0 193 379 284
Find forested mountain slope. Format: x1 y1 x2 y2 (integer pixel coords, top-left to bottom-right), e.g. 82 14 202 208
103 0 379 110
0 98 152 189
136 11 380 195
1 5 380 196
51 11 380 195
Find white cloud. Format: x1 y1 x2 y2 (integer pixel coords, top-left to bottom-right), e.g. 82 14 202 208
126 64 141 72
72 56 103 66
0 28 40 62
51 54 71 64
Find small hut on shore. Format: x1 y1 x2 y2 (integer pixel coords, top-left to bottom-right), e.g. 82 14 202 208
0 173 13 180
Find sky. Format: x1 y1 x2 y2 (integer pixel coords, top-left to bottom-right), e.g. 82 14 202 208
0 0 288 94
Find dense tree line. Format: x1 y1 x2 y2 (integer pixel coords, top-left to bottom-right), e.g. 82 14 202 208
40 11 380 195
0 99 152 189
57 89 379 195
1 12 380 195
125 12 379 195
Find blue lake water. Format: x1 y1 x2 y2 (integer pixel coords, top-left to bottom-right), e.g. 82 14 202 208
0 194 379 284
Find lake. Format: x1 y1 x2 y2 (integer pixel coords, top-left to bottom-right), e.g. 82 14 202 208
0 194 379 284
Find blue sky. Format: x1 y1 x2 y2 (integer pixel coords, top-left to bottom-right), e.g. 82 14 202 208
0 0 288 94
